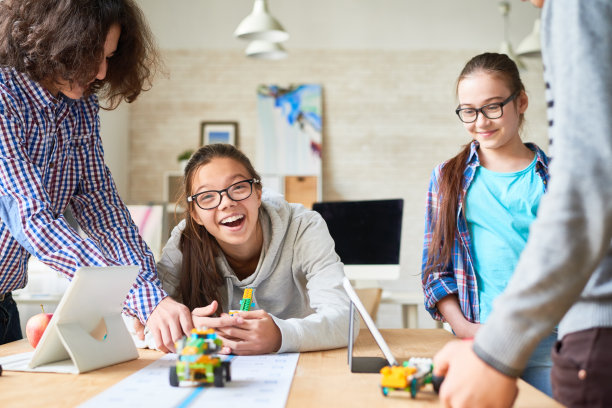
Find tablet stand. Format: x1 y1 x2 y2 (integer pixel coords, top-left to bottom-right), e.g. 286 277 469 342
26 266 140 374
347 301 389 373
54 314 138 373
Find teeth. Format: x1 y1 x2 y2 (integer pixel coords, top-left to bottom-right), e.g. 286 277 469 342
221 215 244 224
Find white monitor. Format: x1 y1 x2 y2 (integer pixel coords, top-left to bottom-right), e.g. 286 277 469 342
313 199 403 280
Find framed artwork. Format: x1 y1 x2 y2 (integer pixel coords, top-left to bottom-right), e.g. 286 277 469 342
256 84 322 176
200 121 239 146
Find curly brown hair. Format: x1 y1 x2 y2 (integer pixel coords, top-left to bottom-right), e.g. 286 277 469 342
0 0 159 108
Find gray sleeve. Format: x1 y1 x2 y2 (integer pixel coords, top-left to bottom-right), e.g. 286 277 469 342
275 211 358 353
474 0 612 377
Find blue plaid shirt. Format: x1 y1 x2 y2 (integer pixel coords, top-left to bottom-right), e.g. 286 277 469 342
421 141 550 323
0 68 166 323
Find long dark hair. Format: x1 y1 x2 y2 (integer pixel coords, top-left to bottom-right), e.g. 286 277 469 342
0 0 159 108
423 52 526 277
178 144 262 312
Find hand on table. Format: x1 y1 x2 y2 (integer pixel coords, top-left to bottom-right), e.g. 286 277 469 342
214 309 281 355
433 339 518 408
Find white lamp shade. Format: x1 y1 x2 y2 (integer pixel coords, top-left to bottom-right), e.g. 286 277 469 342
234 0 289 42
516 18 541 57
500 40 526 70
245 40 287 60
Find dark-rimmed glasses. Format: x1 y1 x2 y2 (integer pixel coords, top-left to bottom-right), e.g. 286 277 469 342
187 178 260 210
455 91 519 123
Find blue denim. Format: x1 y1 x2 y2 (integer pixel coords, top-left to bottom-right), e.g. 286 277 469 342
0 293 23 345
520 330 557 397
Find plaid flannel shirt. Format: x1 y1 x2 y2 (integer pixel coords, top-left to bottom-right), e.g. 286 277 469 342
0 67 166 323
421 141 550 323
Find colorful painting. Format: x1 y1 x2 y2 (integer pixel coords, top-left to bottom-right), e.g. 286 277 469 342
256 84 322 176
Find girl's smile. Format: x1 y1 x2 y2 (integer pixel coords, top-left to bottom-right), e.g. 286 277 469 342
219 213 246 229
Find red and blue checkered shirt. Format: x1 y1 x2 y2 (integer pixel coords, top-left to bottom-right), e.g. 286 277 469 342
0 67 166 323
421 141 550 323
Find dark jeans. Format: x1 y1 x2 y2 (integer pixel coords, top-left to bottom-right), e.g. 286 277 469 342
0 292 23 345
551 327 612 408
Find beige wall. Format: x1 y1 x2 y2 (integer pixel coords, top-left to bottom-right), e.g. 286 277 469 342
128 49 547 316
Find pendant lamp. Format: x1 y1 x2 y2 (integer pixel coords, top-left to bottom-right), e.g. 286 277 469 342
516 18 541 57
234 0 289 43
245 40 288 60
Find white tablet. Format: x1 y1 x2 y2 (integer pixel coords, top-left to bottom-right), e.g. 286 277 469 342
342 277 398 371
28 265 140 373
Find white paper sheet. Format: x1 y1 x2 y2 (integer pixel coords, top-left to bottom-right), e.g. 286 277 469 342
0 351 75 373
79 353 300 408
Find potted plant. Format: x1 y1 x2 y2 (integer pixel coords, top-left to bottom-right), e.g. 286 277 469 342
177 149 194 171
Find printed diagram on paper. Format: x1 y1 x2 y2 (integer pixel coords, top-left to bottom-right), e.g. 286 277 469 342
79 353 299 408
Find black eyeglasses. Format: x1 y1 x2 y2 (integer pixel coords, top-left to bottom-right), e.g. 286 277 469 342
187 179 260 210
455 91 519 123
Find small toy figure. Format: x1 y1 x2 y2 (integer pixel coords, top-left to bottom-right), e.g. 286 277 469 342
169 328 232 387
229 287 255 316
380 357 442 398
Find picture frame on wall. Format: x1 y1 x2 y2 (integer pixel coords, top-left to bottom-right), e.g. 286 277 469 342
200 121 239 146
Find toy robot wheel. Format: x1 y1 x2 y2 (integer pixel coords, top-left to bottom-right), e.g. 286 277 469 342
381 387 389 397
222 360 231 382
213 365 225 387
169 365 179 387
410 377 419 399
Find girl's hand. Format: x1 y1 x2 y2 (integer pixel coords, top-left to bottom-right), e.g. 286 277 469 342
192 300 244 329
215 309 282 355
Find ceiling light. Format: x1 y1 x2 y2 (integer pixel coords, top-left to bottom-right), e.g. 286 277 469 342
234 0 289 43
245 40 288 60
516 18 541 57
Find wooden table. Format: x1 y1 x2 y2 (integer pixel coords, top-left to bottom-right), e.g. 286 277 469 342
0 329 561 407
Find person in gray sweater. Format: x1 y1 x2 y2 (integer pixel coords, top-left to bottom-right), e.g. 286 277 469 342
433 0 612 407
151 143 354 355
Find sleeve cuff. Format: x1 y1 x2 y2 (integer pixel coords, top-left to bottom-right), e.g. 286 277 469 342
473 340 523 378
128 280 168 324
472 319 539 378
271 315 302 353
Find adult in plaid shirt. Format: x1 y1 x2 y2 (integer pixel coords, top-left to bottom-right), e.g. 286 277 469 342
0 0 192 352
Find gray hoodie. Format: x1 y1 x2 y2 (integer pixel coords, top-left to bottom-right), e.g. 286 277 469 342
157 190 355 353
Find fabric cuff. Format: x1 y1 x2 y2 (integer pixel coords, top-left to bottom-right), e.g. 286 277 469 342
130 281 168 324
473 320 537 378
271 315 301 353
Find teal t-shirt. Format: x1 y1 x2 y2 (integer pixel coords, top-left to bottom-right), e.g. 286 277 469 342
465 156 544 323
